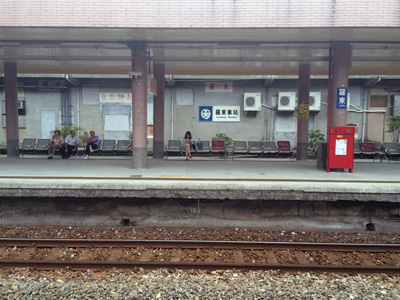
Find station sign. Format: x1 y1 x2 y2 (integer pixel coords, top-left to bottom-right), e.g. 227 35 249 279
205 82 233 93
337 87 348 109
199 106 240 122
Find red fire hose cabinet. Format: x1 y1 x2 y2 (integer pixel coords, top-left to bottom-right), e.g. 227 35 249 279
326 126 355 173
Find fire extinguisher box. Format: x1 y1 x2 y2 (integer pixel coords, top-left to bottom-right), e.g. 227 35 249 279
326 126 355 173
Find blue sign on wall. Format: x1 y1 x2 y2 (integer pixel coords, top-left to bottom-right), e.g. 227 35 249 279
337 87 347 109
199 106 213 121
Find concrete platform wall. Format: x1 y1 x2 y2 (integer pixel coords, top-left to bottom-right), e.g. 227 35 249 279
1 197 399 232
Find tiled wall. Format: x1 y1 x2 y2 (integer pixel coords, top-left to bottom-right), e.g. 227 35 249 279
1 0 399 28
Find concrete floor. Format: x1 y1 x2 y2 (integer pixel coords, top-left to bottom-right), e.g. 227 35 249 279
0 155 399 181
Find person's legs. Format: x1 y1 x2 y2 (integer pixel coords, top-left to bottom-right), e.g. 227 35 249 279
59 146 65 159
184 144 190 160
47 145 55 158
47 145 52 156
65 144 74 158
85 143 92 155
84 142 97 159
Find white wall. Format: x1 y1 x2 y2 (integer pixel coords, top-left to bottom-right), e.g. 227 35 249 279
0 79 387 148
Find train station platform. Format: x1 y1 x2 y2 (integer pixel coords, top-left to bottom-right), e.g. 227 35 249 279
0 156 399 200
0 156 399 231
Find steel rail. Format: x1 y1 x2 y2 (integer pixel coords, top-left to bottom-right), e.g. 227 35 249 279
1 238 400 273
1 238 400 252
0 259 399 274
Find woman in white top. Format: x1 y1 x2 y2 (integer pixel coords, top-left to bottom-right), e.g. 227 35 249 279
47 130 64 159
183 131 192 160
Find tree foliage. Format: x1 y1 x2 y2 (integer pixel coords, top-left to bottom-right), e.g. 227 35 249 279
308 129 325 153
386 116 400 143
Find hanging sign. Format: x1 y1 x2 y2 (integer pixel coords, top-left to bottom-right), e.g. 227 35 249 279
205 82 233 93
100 93 132 103
337 87 347 109
299 103 309 119
213 106 240 122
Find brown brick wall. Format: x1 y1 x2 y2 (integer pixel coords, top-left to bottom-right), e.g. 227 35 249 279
0 0 399 28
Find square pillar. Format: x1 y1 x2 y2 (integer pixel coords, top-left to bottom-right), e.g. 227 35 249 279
297 63 311 160
330 42 351 127
130 42 148 169
4 62 19 157
153 63 165 158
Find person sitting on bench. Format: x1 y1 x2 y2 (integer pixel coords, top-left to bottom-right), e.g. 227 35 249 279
83 130 99 160
61 130 80 159
47 130 64 159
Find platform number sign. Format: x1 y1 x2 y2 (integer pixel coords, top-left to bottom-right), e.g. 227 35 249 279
337 87 347 109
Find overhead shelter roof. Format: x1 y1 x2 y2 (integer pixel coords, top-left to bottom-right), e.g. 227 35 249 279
0 0 399 77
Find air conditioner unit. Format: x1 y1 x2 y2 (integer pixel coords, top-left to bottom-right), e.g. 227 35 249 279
277 92 296 111
309 92 321 112
243 93 261 111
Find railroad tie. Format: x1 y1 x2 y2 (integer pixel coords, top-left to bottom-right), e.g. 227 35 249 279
265 250 278 264
139 248 152 262
294 250 309 265
77 249 93 261
15 247 36 260
325 252 341 265
233 249 245 263
355 252 374 265
205 249 215 263
389 253 400 265
107 248 123 261
170 249 182 262
44 248 64 261
0 247 7 256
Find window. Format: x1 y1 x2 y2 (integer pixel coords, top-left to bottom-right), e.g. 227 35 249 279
2 99 27 128
370 95 387 108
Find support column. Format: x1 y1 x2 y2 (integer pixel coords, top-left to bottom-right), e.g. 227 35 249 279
153 63 165 158
4 62 19 157
130 42 148 169
330 42 351 127
296 64 311 160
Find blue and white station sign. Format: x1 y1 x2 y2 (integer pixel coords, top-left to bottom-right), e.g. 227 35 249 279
199 106 240 122
337 87 348 109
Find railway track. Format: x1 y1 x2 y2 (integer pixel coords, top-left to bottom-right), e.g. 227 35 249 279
0 238 399 273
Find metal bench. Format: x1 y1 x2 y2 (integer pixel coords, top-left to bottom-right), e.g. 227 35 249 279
277 140 295 160
211 140 227 159
165 140 182 159
18 138 37 156
384 142 400 161
100 140 116 155
262 141 278 156
115 140 130 154
248 140 263 156
232 141 248 160
360 142 383 162
195 140 211 155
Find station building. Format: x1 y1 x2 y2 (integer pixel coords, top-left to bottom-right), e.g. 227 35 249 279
1 0 400 168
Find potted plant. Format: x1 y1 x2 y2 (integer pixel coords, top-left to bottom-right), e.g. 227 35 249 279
308 129 325 155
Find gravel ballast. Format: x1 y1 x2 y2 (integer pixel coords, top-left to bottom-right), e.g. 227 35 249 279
0 226 399 299
0 268 399 300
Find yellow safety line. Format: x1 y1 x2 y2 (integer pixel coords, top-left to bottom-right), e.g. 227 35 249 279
0 175 399 183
